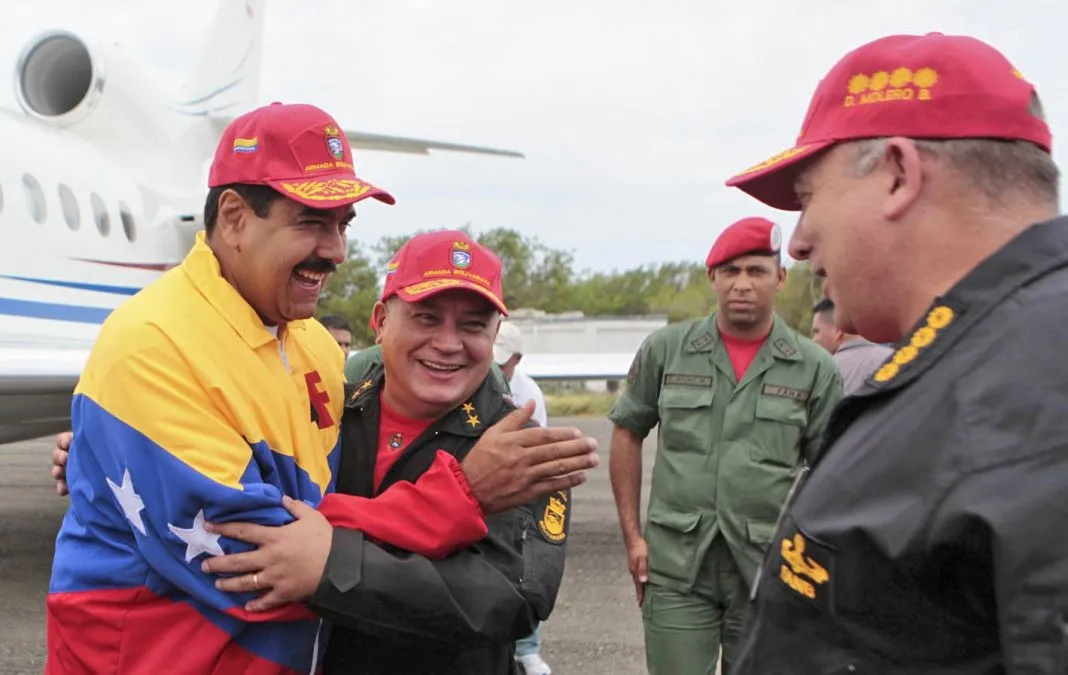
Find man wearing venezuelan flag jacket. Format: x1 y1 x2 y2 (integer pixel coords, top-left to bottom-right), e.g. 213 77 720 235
45 104 598 675
43 102 398 675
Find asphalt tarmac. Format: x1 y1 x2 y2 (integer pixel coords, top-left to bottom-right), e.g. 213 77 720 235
0 417 659 675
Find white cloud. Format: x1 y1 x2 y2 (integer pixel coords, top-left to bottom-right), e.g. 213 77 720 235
2 0 1065 273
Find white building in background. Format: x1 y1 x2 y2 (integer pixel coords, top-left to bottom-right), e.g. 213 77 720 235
506 309 668 390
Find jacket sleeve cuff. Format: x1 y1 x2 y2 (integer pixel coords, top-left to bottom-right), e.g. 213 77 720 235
312 527 366 604
443 450 484 520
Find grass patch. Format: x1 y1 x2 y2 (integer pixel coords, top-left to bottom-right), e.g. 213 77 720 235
545 392 620 417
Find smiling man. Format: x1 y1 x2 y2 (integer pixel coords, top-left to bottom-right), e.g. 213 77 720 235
46 106 597 675
606 217 842 675
724 33 1068 674
45 102 395 675
203 230 584 674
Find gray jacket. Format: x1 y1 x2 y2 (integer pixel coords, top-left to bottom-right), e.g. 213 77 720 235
731 218 1068 674
833 338 893 395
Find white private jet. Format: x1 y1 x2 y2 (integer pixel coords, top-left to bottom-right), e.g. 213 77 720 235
0 0 526 445
513 353 634 382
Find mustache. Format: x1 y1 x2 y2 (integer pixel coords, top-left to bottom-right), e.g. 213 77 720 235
294 258 337 274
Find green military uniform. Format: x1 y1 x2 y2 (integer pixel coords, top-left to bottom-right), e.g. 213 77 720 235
608 312 842 675
345 345 510 394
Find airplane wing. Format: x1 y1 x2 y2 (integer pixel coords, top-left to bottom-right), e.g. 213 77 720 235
207 116 523 158
516 353 635 381
343 130 524 158
0 346 89 444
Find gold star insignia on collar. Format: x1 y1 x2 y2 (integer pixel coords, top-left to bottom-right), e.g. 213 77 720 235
461 402 475 414
349 379 373 402
466 414 480 428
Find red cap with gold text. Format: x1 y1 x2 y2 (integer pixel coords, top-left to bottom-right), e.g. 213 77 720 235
209 102 395 208
725 33 1051 211
380 230 508 315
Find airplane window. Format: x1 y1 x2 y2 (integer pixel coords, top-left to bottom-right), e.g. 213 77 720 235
91 193 110 236
58 184 80 230
23 174 46 224
119 201 136 242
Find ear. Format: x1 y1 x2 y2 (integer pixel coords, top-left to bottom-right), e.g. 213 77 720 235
776 264 787 291
371 301 389 335
215 189 250 250
882 137 925 221
706 268 716 284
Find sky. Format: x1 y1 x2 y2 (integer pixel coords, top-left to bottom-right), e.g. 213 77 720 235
2 0 1066 275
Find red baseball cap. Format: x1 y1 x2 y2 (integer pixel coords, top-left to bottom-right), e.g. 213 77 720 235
725 33 1052 211
208 102 395 208
380 230 509 315
706 217 782 269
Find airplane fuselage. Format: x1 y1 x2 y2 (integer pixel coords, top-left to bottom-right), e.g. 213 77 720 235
0 110 201 443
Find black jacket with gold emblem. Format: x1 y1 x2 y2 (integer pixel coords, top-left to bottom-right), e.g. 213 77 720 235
730 218 1068 675
308 362 570 675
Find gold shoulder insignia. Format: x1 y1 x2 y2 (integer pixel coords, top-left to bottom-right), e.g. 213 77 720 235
537 490 569 544
781 533 828 585
871 304 957 384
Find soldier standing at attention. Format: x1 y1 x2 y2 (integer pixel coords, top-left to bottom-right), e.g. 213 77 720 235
606 217 843 675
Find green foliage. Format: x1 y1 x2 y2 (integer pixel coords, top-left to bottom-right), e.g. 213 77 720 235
777 261 822 337
315 228 825 348
545 392 620 418
316 242 380 347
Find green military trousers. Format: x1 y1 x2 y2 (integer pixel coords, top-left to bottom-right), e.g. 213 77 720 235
642 537 749 675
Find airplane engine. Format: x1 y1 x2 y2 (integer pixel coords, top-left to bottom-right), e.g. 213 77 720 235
13 30 175 153
15 31 104 125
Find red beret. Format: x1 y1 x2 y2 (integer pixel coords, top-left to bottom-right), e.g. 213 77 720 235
705 217 782 269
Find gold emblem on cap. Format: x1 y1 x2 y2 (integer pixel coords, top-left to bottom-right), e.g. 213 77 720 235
844 66 938 108
735 144 815 177
279 179 372 202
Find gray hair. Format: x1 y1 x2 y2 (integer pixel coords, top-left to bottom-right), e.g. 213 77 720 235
849 94 1059 207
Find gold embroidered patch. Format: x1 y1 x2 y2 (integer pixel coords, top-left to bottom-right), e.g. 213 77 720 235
892 345 919 366
278 178 373 202
926 306 955 329
910 326 937 349
778 532 831 603
873 362 900 383
872 304 956 384
538 491 568 543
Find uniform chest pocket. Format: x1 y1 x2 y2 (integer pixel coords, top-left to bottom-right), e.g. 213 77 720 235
751 394 808 466
658 385 714 453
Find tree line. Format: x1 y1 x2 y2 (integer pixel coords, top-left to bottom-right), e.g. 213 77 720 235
317 226 824 348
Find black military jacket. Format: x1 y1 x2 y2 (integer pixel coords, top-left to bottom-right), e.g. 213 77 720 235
308 363 570 675
731 218 1068 675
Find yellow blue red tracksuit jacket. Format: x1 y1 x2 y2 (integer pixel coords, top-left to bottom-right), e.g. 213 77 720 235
45 232 345 675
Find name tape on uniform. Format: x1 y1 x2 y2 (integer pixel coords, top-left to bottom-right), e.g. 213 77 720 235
665 374 713 387
762 384 810 402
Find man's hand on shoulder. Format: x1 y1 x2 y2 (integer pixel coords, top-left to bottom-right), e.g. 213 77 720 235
462 400 599 515
52 431 72 497
201 497 332 612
